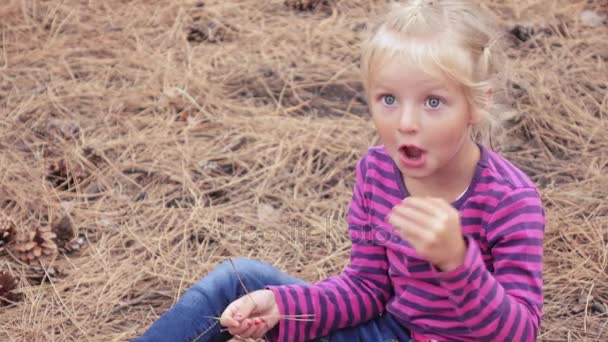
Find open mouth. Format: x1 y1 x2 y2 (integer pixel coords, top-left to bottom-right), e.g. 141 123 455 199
400 145 425 160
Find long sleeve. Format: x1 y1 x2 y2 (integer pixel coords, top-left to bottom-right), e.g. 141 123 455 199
267 156 393 342
435 187 544 341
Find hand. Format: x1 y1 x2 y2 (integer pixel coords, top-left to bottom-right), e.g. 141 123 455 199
387 197 467 272
219 289 280 339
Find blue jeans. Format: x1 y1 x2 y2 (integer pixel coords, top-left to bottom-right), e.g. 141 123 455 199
135 258 411 342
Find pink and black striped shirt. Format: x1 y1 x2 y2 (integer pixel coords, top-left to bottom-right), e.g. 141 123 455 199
268 145 545 341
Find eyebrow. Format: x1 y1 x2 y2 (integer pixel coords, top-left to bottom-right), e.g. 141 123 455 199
424 84 451 93
371 82 451 94
408 77 451 91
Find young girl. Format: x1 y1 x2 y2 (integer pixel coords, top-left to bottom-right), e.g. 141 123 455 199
136 1 544 341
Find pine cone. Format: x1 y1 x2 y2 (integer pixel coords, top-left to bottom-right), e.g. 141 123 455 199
0 212 14 250
62 234 87 254
0 270 20 306
47 159 87 190
284 0 324 11
14 226 57 263
28 265 58 285
187 17 233 43
52 215 75 252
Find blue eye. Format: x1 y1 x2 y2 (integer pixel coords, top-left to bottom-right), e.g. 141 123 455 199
425 97 442 109
382 95 397 106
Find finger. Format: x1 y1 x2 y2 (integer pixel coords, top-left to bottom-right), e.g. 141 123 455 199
423 197 448 208
220 294 257 328
435 197 458 215
424 198 452 225
219 305 242 328
392 204 429 226
247 318 270 339
228 318 253 336
256 315 279 334
251 322 271 339
388 212 431 242
402 197 439 215
235 319 260 339
405 197 452 231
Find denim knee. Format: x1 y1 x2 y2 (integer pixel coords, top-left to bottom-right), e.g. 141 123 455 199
213 257 268 282
198 257 273 292
218 257 266 271
190 257 304 300
178 258 262 310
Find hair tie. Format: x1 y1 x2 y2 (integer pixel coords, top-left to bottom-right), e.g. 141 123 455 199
485 34 503 52
412 0 424 10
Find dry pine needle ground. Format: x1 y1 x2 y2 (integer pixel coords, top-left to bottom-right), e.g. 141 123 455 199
0 0 607 341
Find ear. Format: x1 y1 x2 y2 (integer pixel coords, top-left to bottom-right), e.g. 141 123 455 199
486 87 494 107
468 87 493 125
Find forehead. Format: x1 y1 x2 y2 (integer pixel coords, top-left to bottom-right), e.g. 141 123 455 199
372 55 447 88
364 29 471 90
369 53 460 94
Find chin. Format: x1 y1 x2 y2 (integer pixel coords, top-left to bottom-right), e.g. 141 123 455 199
400 167 434 179
392 152 435 177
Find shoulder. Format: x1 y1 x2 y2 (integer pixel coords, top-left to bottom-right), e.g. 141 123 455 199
480 147 538 191
355 145 394 178
474 146 543 206
475 147 545 233
358 145 393 168
468 146 545 223
353 146 403 198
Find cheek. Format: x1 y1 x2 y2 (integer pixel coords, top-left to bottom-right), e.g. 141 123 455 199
376 124 396 145
372 116 398 150
426 114 469 145
371 113 393 136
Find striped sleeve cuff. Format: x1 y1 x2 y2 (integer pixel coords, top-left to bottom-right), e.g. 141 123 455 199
435 235 485 293
265 285 291 342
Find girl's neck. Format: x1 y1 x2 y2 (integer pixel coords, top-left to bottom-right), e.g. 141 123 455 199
403 140 481 203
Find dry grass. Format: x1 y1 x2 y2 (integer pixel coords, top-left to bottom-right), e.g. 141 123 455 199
0 0 607 341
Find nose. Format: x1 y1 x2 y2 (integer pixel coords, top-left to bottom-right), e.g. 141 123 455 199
398 106 419 134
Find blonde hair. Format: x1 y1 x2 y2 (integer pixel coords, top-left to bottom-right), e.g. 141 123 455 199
361 0 511 145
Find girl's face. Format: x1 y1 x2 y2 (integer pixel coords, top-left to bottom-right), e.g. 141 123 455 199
368 56 480 184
